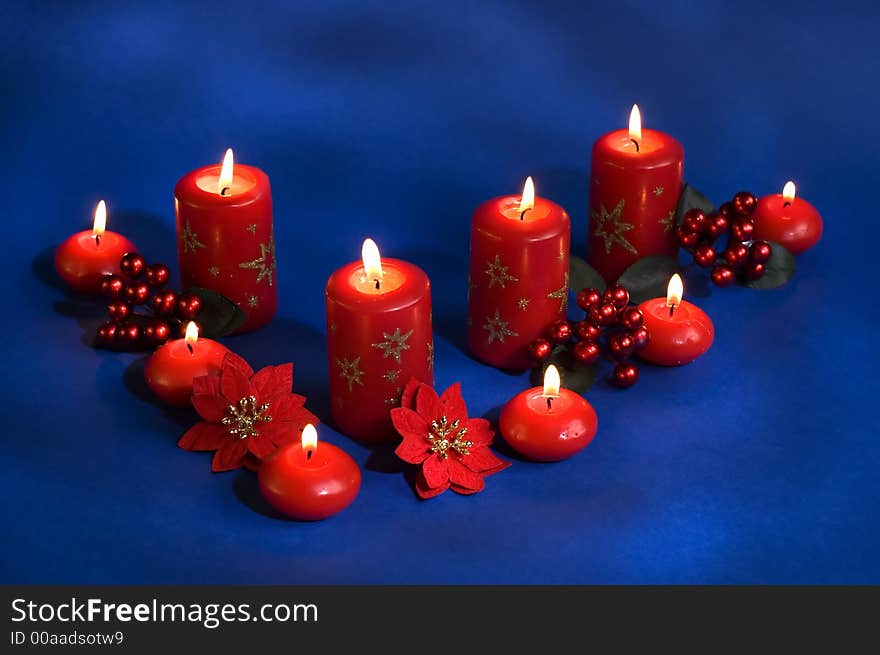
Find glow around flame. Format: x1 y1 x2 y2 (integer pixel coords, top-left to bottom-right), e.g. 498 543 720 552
519 176 535 214
92 200 107 236
218 148 234 193
628 104 642 143
361 238 383 281
543 364 561 397
782 180 796 201
301 423 318 452
184 321 199 345
667 273 683 307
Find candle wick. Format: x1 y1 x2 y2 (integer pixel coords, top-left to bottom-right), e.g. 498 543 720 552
669 304 675 318
783 201 791 208
374 278 380 290
94 234 101 246
631 139 640 152
520 207 531 221
307 449 313 461
546 396 553 410
187 343 194 354
220 187 230 197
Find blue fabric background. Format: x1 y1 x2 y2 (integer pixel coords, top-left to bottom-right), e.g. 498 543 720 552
2 0 878 583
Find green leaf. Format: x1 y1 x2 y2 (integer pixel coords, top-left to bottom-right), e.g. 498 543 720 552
186 286 248 338
742 241 796 289
616 255 681 304
675 183 715 227
569 256 606 294
529 345 597 394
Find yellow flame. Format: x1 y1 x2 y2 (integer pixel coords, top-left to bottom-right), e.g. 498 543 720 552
628 104 642 143
782 180 796 201
361 238 383 281
301 423 318 452
218 148 234 194
667 273 683 308
184 321 199 345
543 364 561 397
519 176 535 214
92 200 107 237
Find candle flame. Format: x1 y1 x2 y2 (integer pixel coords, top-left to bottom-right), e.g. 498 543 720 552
666 273 683 308
92 200 107 237
518 176 535 214
184 321 199 345
301 423 318 452
782 180 796 201
361 238 383 281
218 148 234 194
628 104 642 143
543 364 561 397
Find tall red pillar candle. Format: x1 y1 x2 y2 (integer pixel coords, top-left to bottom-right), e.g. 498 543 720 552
587 105 684 283
55 200 137 294
637 274 713 366
174 148 277 334
467 177 571 370
325 239 433 443
753 181 823 255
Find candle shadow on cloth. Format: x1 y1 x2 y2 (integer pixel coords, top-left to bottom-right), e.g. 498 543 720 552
231 470 293 521
480 404 535 463
122 355 196 430
681 265 712 298
364 444 409 475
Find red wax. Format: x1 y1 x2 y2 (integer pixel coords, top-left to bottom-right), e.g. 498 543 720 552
637 298 714 366
499 387 597 462
54 231 137 294
325 258 433 443
174 162 277 333
258 440 361 521
753 193 823 255
467 195 570 370
587 129 683 282
144 337 230 406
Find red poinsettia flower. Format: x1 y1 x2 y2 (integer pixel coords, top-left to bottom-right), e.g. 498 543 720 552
178 352 318 472
391 379 509 498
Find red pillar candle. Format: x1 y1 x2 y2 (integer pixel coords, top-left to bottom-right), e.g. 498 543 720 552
587 105 684 283
325 239 433 443
499 365 598 462
259 424 361 521
467 177 571 370
753 181 823 255
637 274 713 366
55 200 137 294
174 149 277 334
144 322 231 406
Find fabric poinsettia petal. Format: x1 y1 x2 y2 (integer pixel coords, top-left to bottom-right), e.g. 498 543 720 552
252 363 293 402
415 383 443 423
178 422 227 452
220 364 256 408
211 438 248 472
191 391 228 423
464 417 494 445
400 377 421 410
462 445 510 474
269 393 312 423
415 472 449 499
390 407 430 445
247 433 277 459
440 382 468 424
192 372 221 398
450 483 483 496
221 351 254 380
448 457 486 492
394 430 431 464
421 453 449 488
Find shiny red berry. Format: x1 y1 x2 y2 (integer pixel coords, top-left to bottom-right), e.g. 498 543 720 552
549 319 573 344
176 293 202 320
711 264 736 287
114 321 140 347
693 244 717 268
608 333 635 361
574 321 601 342
723 243 749 266
732 191 758 216
611 363 639 388
603 284 630 309
573 340 601 365
119 252 146 279
619 307 643 330
706 213 729 239
100 274 125 299
145 264 170 288
107 301 132 321
731 219 755 242
749 240 772 264
150 290 178 316
141 319 172 347
576 288 602 311
95 321 118 347
528 338 553 362
718 201 736 217
631 326 651 350
676 226 699 249
682 209 707 234
743 262 766 280
124 282 151 305
589 302 618 326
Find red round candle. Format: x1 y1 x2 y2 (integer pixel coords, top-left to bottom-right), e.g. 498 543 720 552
637 275 714 366
499 365 598 462
54 200 137 294
467 177 571 370
174 149 277 334
752 181 823 255
587 105 683 283
258 425 361 521
144 323 231 406
325 240 433 443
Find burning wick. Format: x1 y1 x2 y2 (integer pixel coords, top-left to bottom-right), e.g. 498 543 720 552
94 234 101 246
631 139 640 152
374 279 381 290
307 449 313 461
520 207 531 221
186 343 194 354
669 304 675 318
783 201 791 208
546 396 553 410
220 186 230 197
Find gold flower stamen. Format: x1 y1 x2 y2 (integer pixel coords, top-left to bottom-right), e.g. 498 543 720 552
427 416 472 459
221 395 272 439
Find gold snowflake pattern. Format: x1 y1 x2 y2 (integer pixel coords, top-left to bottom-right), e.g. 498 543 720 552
384 387 404 407
337 356 364 391
483 309 518 345
654 185 665 196
222 396 272 439
659 210 676 233
592 199 637 255
239 235 276 286
329 321 338 333
426 341 434 370
246 223 257 234
180 220 206 254
485 254 518 289
208 266 220 277
247 295 259 308
517 298 530 311
547 271 569 314
428 416 472 459
372 327 413 364
382 369 401 382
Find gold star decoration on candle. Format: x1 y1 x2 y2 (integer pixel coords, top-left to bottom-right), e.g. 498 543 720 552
180 220 206 254
246 223 257 234
592 199 637 255
426 341 434 370
547 271 569 314
384 386 404 406
371 327 413 364
247 295 259 308
336 356 365 391
659 210 676 233
382 369 401 382
485 254 518 289
483 309 518 345
654 185 665 196
208 266 220 277
239 235 276 285
517 297 530 311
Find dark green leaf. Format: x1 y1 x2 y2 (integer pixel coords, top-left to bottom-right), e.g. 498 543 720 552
569 256 606 294
742 241 796 289
186 286 248 338
616 255 681 304
675 183 715 227
529 345 597 394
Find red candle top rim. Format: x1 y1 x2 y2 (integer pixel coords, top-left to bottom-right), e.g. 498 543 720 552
175 163 270 208
593 128 684 169
472 195 570 241
326 257 430 313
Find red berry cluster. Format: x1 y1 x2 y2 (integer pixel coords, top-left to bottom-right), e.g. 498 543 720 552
676 191 772 286
528 284 649 388
96 252 202 350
